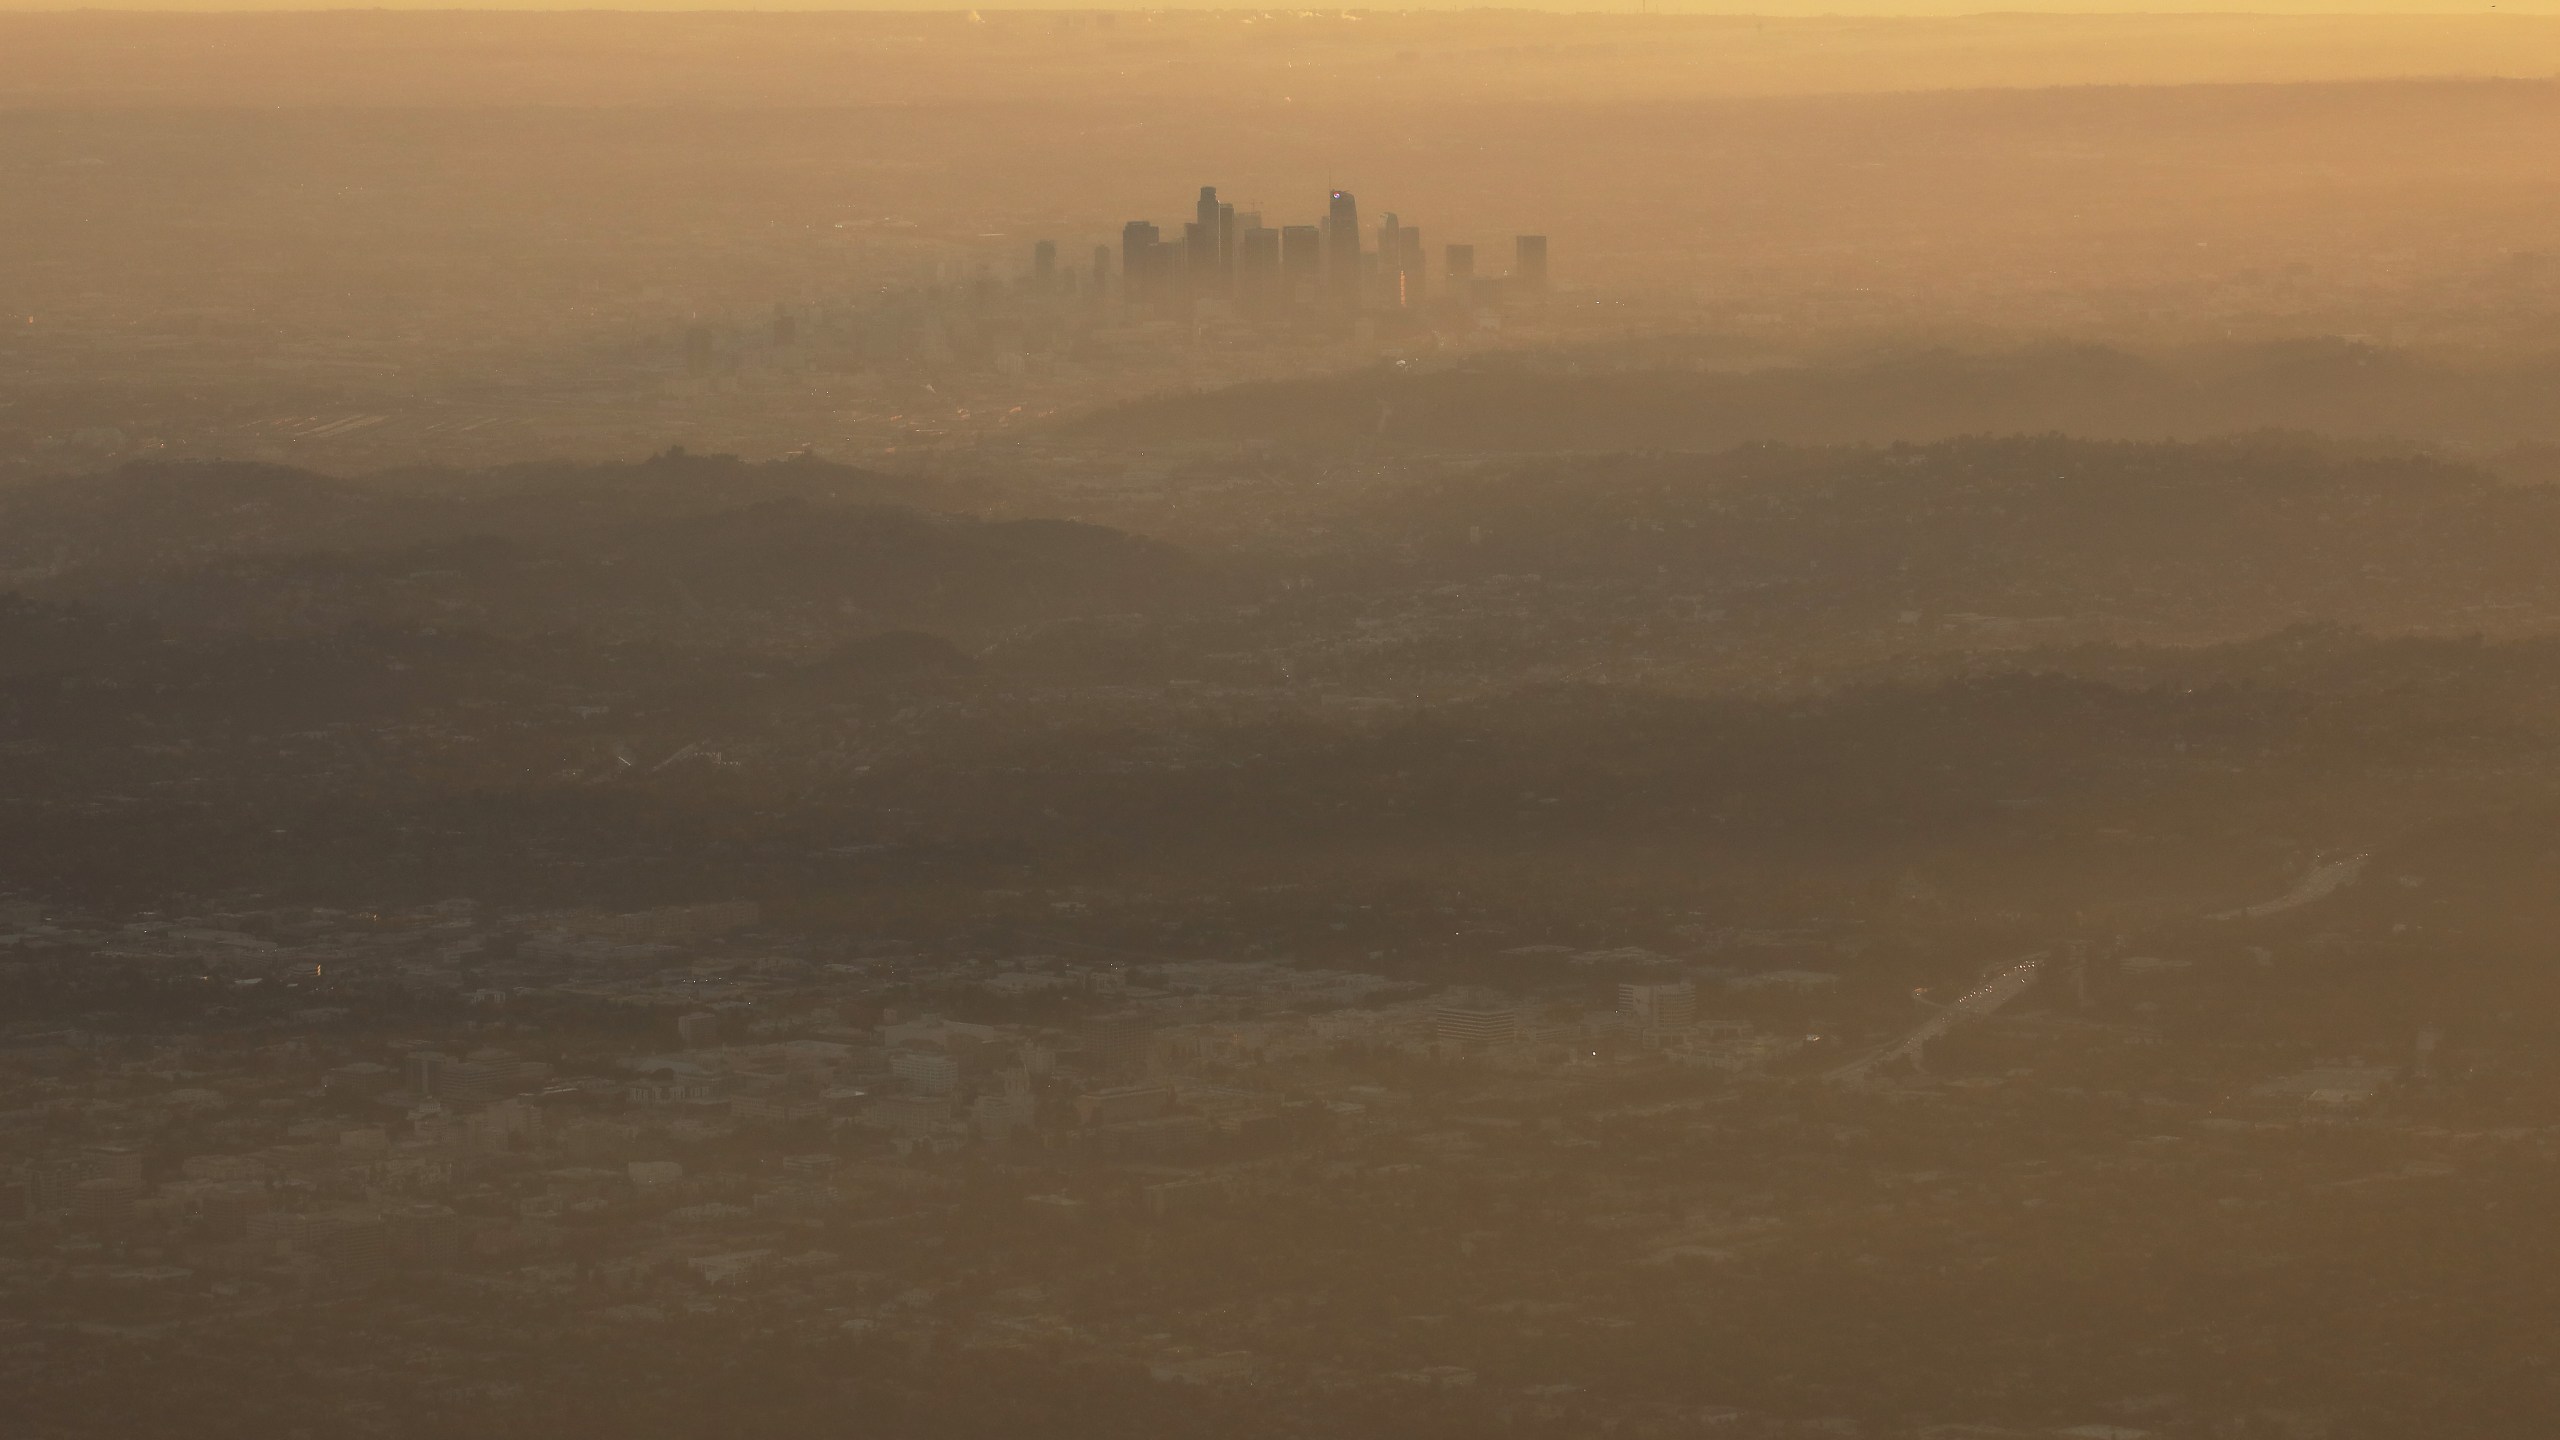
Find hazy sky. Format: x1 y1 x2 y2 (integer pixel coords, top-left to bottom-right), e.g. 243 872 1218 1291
1 2 2553 12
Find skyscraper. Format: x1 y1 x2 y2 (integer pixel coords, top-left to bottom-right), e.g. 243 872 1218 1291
1281 224 1322 305
1032 239 1056 291
1121 219 1159 267
1185 220 1215 283
1377 213 1424 307
1193 187 1224 287
1514 234 1549 294
1326 190 1362 310
1122 220 1166 305
1238 226 1281 314
1113 184 1530 318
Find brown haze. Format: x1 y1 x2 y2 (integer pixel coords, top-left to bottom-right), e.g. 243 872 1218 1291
15 12 2560 465
8 12 2560 1440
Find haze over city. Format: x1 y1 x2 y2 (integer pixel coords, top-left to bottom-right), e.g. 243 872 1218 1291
6 9 2560 1440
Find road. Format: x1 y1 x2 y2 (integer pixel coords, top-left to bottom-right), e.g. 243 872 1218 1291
2207 853 2370 921
1825 952 2047 1083
1827 853 2371 1084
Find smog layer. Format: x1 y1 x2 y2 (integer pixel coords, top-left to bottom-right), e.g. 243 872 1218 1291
6 14 2560 1440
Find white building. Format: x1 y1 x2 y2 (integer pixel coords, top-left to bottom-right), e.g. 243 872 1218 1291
1617 980 1698 1031
1432 992 1518 1048
890 1048 959 1096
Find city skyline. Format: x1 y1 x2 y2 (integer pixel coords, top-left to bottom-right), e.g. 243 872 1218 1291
1105 183 1548 316
9 10 2560 1440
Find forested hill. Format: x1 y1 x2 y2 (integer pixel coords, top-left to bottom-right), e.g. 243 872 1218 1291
0 450 950 578
0 454 1201 647
1313 436 2560 635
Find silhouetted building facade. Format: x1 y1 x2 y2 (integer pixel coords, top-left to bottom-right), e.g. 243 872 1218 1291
1327 190 1362 310
1121 220 1170 306
1238 225 1282 313
1281 224 1322 304
1107 185 1541 320
1378 214 1424 307
1194 186 1224 282
1514 234 1548 293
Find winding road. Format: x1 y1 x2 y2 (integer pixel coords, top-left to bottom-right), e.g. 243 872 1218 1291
1826 853 2372 1083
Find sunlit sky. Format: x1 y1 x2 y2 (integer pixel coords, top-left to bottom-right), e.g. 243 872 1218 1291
1 2 2554 12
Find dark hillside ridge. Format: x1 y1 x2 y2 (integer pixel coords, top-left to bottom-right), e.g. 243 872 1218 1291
1064 340 2560 452
0 456 1203 648
1323 436 2560 635
0 451 946 579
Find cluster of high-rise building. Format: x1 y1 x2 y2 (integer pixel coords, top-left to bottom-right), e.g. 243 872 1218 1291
1071 185 1546 318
